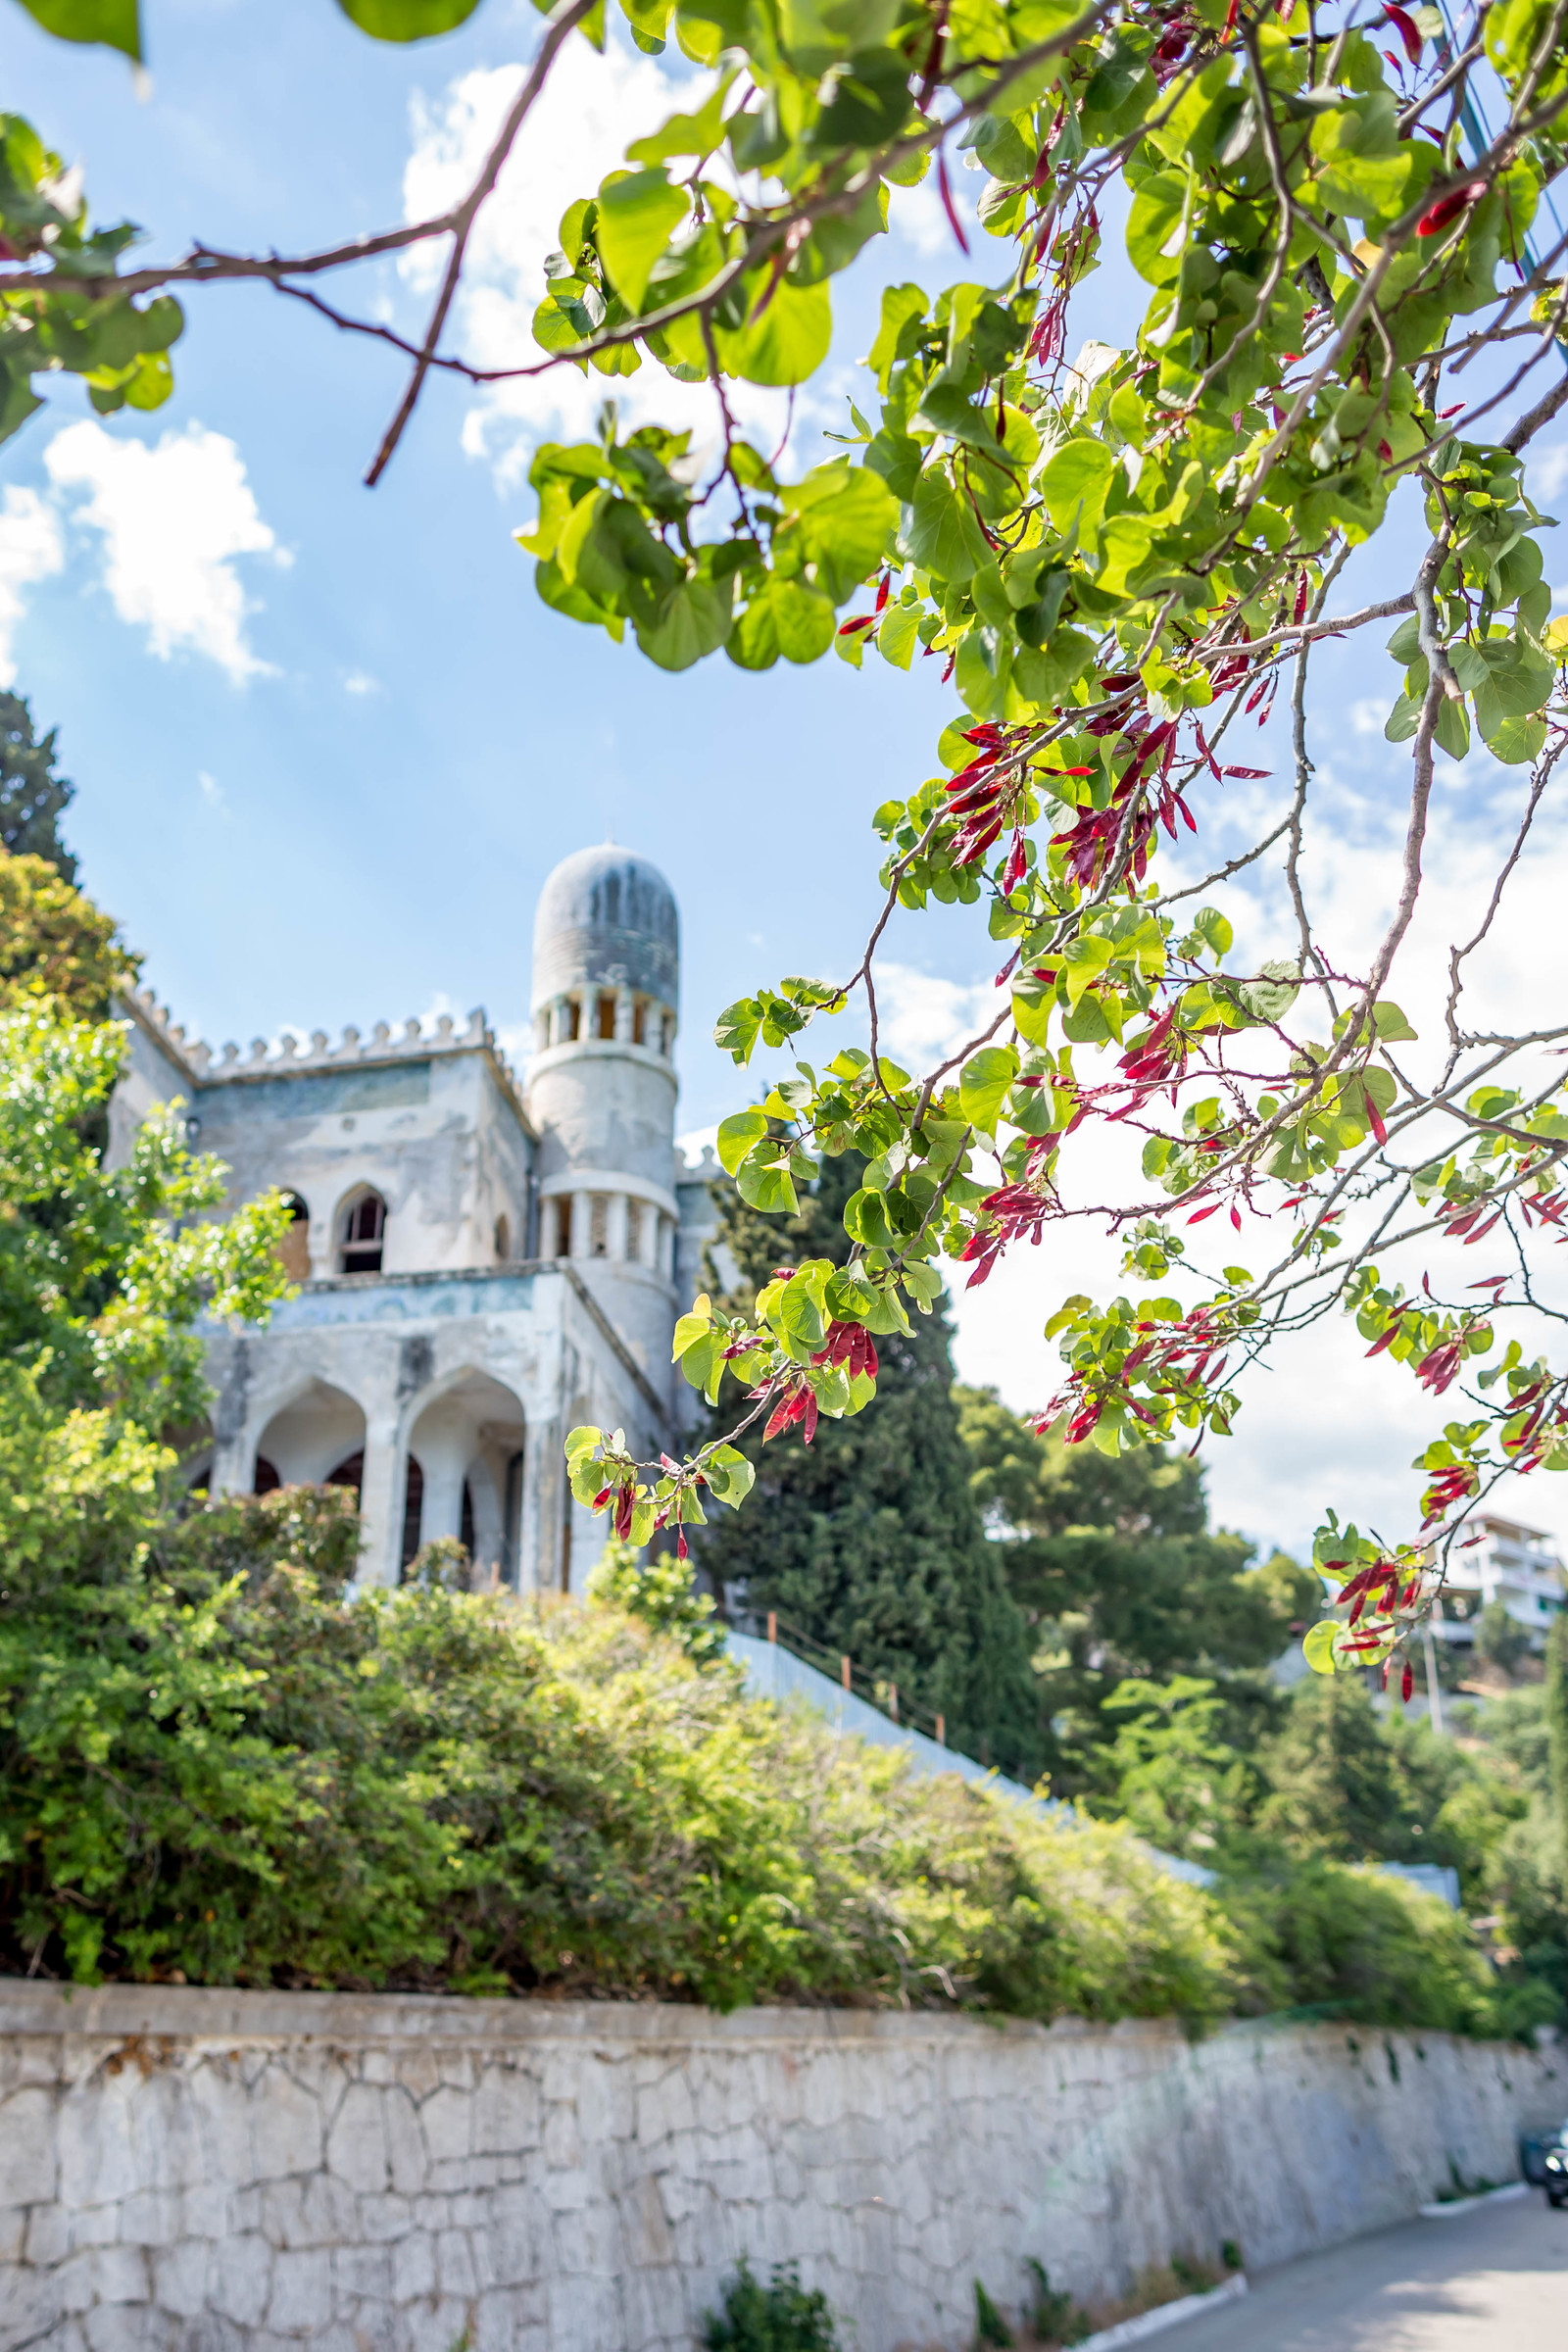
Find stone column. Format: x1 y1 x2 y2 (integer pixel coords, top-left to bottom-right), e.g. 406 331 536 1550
521 1410 564 1595
610 1193 630 1262
613 988 635 1043
357 1417 403 1588
418 1434 467 1547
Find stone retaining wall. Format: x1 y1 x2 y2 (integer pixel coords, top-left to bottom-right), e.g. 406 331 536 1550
0 1980 1560 2352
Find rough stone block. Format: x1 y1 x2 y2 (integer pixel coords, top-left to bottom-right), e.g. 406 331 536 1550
0 2087 59 2209
265 2245 334 2334
206 2230 274 2328
390 2228 436 2304
151 2235 210 2318
252 2068 326 2184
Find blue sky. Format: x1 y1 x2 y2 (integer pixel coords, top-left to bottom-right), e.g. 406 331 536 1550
7 0 1568 1560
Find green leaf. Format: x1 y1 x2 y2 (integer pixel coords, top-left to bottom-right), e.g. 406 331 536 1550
809 47 911 150
1012 974 1054 1047
716 1108 768 1175
1125 171 1190 286
771 578 836 662
1483 711 1547 764
959 1045 1019 1134
866 283 926 390
1302 1619 1342 1675
336 0 480 34
705 1443 756 1507
737 1157 799 1214
633 575 734 669
783 464 897 602
1238 960 1300 1024
1384 692 1421 744
671 1295 713 1359
714 997 763 1061
15 0 141 54
898 470 991 583
1037 437 1117 538
877 600 919 669
595 168 689 311
843 1187 901 1249
1434 694 1470 761
714 278 832 386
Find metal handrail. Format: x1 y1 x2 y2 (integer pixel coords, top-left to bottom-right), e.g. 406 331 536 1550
731 1607 1040 1783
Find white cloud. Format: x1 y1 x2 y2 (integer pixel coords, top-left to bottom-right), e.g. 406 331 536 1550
197 769 224 808
677 1122 719 1165
874 960 996 1070
343 669 380 696
0 486 65 685
402 42 804 486
43 420 280 682
1525 436 1568 505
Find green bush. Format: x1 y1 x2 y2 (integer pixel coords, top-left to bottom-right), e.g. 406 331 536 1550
0 1487 1235 2015
703 2259 839 2352
1217 1860 1514 2037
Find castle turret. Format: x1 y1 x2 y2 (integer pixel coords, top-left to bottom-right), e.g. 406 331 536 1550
526 845 680 1388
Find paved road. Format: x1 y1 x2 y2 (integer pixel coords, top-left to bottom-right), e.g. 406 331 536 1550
1158 2189 1568 2351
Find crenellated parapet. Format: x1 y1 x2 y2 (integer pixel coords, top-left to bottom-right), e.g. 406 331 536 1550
122 989 528 1123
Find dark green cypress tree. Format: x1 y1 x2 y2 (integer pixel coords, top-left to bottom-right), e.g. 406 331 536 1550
0 691 75 881
693 1152 1043 1779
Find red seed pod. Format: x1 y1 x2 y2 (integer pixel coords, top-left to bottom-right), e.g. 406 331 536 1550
1401 1660 1414 1703
1382 2 1423 64
1416 183 1487 238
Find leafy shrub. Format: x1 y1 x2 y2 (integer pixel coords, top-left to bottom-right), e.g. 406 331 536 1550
587 1536 726 1663
702 2259 838 2352
0 1487 1234 2013
1216 1861 1510 2036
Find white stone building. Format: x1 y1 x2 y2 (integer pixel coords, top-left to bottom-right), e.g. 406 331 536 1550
110 845 719 1593
1431 1511 1567 1649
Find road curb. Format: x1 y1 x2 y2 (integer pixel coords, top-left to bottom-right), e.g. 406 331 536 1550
1419 2180 1529 2219
1075 2275 1250 2350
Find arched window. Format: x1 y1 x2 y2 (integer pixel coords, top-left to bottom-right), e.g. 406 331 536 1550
325 1450 364 1498
494 1214 511 1261
400 1456 424 1573
254 1455 281 1494
631 999 647 1047
276 1192 311 1284
553 1197 572 1257
596 991 616 1040
339 1190 386 1275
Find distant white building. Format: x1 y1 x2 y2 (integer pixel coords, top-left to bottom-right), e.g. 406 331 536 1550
110 845 719 1594
1432 1512 1567 1649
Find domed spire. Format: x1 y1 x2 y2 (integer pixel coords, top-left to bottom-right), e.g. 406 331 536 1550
531 844 678 1012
